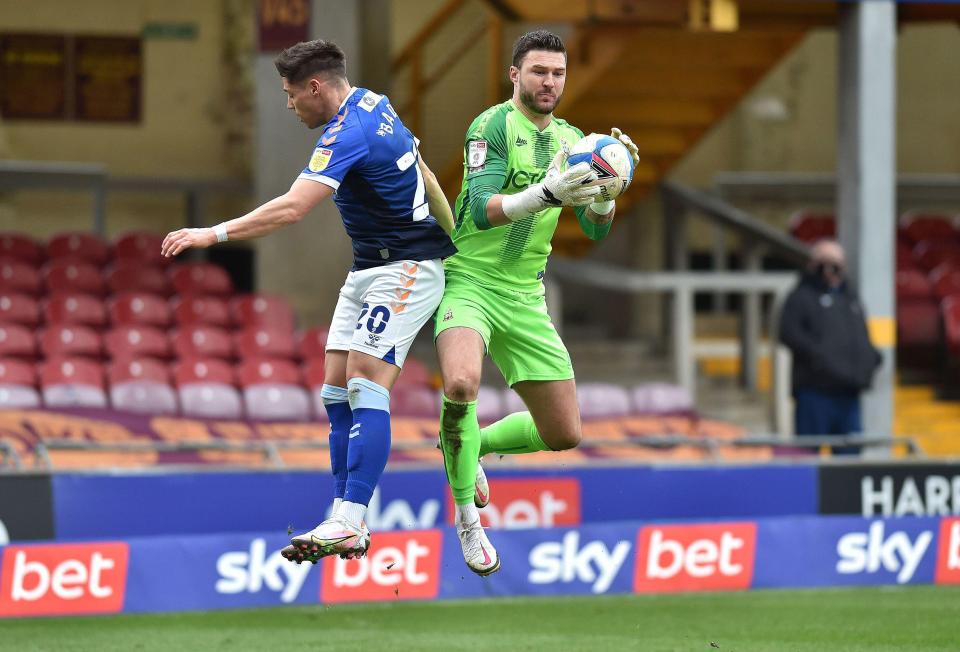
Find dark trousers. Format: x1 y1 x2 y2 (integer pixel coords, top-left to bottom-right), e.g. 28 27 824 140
794 388 862 456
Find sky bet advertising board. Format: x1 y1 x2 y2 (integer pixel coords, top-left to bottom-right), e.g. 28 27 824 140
2 514 959 618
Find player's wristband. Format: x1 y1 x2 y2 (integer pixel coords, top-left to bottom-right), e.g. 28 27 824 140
591 200 614 215
501 183 549 221
213 223 229 243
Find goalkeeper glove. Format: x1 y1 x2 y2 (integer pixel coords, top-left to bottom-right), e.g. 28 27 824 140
610 127 640 166
501 149 599 220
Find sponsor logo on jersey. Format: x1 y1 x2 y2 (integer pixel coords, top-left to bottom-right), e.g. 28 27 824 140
468 140 487 171
935 517 960 584
0 542 128 617
836 520 933 584
515 135 528 147
359 90 382 112
634 522 756 593
308 147 333 173
446 478 580 529
528 531 631 594
215 538 311 604
443 309 453 322
321 530 441 603
504 168 547 191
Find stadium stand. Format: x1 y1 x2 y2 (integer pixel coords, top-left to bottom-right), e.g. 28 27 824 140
104 325 172 361
169 262 234 296
238 357 311 421
231 294 296 330
911 240 960 272
105 262 173 296
42 259 106 296
39 357 108 408
0 323 37 359
38 324 103 359
577 382 633 419
0 357 40 408
109 292 172 328
171 324 234 360
173 357 243 419
899 211 956 246
631 382 695 414
46 231 110 266
234 326 298 360
391 384 440 418
0 233 44 265
895 267 940 350
0 291 41 326
108 357 178 415
172 295 233 328
303 356 329 421
475 385 505 423
44 292 108 328
113 231 169 267
297 326 328 360
787 210 835 243
0 258 42 295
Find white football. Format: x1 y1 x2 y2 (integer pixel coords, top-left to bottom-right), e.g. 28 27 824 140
566 133 635 202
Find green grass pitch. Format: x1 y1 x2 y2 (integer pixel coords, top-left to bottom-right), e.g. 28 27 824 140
1 586 957 651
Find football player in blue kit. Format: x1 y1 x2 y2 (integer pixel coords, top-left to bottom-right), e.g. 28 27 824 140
161 39 456 563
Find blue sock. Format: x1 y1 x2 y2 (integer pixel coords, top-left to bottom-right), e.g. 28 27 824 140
344 377 392 507
321 384 351 499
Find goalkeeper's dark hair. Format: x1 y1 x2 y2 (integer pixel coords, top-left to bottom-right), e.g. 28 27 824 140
511 30 566 68
274 39 347 83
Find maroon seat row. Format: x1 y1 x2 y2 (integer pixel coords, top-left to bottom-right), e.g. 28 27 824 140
1 231 172 268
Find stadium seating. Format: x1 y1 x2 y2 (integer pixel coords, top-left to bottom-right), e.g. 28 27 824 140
297 327 328 360
391 384 441 418
896 267 941 350
173 357 242 419
930 264 960 300
475 385 506 423
900 211 956 246
104 325 172 361
113 232 169 267
632 383 694 414
237 357 311 421
398 357 433 387
46 232 110 266
0 292 41 327
172 295 233 328
303 356 328 420
42 260 106 296
233 327 297 360
0 233 43 266
38 325 102 360
0 258 42 295
787 210 835 243
105 262 172 296
231 294 296 330
108 358 178 415
577 383 633 419
169 263 234 297
171 325 234 360
109 292 172 328
44 293 108 328
0 323 37 359
911 241 960 273
39 357 108 408
0 358 40 408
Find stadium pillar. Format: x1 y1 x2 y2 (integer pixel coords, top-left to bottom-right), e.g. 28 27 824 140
836 2 896 437
253 2 374 325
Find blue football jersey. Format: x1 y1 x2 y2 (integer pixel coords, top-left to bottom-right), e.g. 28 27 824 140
298 87 456 270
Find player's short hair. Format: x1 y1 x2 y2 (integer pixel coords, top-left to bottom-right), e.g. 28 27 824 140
274 39 347 83
511 30 566 68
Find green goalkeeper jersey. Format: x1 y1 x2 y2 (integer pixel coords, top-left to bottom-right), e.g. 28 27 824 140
445 100 610 293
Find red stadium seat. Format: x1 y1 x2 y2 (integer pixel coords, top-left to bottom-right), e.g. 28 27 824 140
398 357 433 388
0 233 44 266
46 232 110 266
107 358 177 415
0 292 41 327
44 293 107 329
231 294 295 330
103 325 171 360
237 358 310 421
169 263 233 297
900 211 956 246
0 258 42 296
0 323 37 359
171 325 233 360
896 268 935 301
108 292 171 328
43 260 106 296
912 241 960 273
38 325 102 360
941 296 960 358
298 327 329 360
787 210 835 244
112 232 168 267
173 357 242 419
577 382 632 419
391 385 440 418
39 357 107 408
0 358 40 408
632 383 694 414
105 262 172 296
475 385 506 423
931 265 960 300
171 295 232 328
303 357 328 421
233 327 297 360
897 301 940 348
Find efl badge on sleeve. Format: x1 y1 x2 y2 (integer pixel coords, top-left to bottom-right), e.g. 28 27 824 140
309 147 333 172
467 140 487 172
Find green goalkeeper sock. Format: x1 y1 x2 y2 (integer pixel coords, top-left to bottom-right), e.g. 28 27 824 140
440 396 481 506
479 411 551 457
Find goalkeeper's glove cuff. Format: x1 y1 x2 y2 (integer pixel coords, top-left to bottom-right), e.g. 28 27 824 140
591 200 614 215
501 183 555 221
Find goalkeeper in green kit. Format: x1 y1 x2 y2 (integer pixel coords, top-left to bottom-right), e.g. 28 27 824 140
435 30 640 575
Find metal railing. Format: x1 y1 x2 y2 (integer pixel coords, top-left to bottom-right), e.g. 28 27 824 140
21 433 921 471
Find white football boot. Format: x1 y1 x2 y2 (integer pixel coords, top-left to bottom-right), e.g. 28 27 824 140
474 460 490 508
282 517 371 564
456 508 500 576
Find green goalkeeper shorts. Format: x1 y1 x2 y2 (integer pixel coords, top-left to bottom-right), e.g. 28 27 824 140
434 272 574 387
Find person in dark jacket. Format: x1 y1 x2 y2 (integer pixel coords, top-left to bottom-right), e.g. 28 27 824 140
779 240 882 453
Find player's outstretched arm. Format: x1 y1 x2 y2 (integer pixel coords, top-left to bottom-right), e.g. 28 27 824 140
418 156 455 236
161 179 333 257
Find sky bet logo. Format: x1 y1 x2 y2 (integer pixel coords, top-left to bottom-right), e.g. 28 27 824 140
447 478 580 529
935 517 960 584
528 531 630 594
836 521 932 584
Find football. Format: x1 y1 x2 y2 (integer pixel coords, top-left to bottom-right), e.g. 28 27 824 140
566 133 635 202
